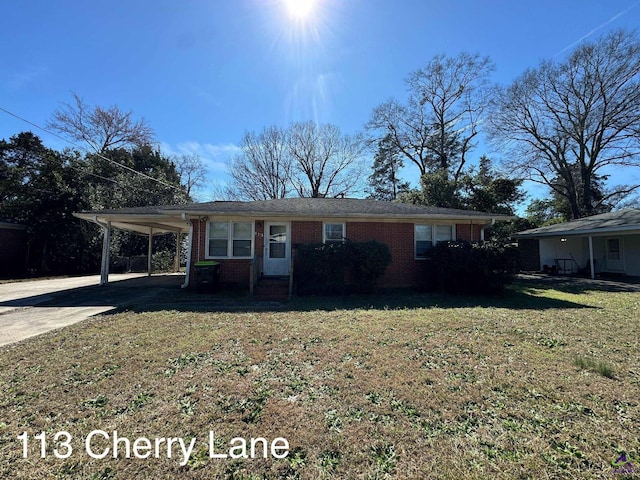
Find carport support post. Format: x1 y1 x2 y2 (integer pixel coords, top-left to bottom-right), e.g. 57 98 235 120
100 221 111 286
147 228 153 276
588 235 595 279
174 232 180 272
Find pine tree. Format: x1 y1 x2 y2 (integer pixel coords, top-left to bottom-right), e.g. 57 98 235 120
367 135 409 201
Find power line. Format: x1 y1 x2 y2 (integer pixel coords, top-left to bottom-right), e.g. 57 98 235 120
0 106 183 192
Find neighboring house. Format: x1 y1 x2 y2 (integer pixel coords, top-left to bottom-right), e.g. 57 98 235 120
74 198 512 292
0 221 27 278
514 208 640 278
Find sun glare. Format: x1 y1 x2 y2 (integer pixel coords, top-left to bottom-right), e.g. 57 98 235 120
283 0 318 20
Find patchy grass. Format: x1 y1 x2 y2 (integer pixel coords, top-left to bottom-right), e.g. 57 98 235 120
1 279 639 479
574 355 616 380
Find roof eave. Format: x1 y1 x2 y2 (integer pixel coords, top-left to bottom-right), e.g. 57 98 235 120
515 225 640 238
171 209 514 222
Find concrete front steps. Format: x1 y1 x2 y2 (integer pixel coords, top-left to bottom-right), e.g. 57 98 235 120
253 276 290 301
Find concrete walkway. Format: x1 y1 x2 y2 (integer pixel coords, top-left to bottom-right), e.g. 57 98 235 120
0 273 184 347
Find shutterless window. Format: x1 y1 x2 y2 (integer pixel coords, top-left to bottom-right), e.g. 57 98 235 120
208 222 229 257
415 224 433 258
435 225 453 243
607 238 621 260
232 222 252 257
324 223 345 243
207 221 253 258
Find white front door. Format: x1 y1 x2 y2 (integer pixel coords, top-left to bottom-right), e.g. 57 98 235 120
606 237 624 272
264 222 290 276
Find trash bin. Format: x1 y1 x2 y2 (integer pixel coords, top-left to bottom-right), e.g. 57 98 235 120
194 260 220 292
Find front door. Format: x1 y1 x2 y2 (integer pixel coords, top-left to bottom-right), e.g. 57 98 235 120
606 237 624 272
264 222 290 276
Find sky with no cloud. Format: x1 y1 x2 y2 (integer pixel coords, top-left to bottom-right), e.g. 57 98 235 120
2 0 640 202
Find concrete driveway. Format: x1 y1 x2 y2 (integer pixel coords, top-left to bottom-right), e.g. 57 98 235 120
0 273 185 347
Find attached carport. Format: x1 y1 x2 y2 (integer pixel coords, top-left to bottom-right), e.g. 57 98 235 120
515 208 640 279
73 206 194 287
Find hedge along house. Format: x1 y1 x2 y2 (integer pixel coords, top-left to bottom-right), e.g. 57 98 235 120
514 208 640 279
74 198 513 296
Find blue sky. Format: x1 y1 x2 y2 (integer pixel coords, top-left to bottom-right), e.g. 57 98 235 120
2 0 640 202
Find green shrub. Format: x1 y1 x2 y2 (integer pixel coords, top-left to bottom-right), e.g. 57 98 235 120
152 249 175 273
349 240 393 293
295 242 349 295
295 240 392 295
424 241 518 295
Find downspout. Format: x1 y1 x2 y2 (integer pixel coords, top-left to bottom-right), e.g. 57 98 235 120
481 219 496 242
181 214 194 289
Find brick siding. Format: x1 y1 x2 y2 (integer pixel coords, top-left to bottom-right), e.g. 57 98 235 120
455 223 483 242
189 218 487 290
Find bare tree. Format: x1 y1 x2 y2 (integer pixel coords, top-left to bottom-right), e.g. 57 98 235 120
47 93 154 154
226 126 291 201
288 121 365 198
368 53 494 181
175 153 207 200
489 29 640 218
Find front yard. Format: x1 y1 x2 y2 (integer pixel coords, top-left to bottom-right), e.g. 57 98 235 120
1 279 639 479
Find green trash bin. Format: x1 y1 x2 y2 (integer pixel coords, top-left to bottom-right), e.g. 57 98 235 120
194 260 220 292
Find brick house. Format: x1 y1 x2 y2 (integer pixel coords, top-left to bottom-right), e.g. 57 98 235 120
75 198 512 294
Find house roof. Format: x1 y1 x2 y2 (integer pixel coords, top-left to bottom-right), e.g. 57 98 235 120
164 198 513 219
515 208 640 238
74 198 513 235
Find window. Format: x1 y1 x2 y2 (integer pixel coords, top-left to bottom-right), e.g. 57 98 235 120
232 222 252 257
208 222 229 257
415 224 455 258
207 221 253 258
607 238 620 260
323 223 345 243
435 225 453 243
415 225 433 258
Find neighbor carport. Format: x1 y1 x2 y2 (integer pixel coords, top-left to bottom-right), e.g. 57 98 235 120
515 209 640 279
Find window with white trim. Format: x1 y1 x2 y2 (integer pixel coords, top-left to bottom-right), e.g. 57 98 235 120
323 223 345 243
435 224 453 243
414 225 433 258
207 221 253 258
415 224 455 258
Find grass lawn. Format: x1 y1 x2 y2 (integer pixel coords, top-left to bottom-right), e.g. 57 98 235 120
1 278 639 479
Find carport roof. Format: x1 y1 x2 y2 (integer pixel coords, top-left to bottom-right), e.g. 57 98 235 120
73 204 190 235
515 208 640 238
